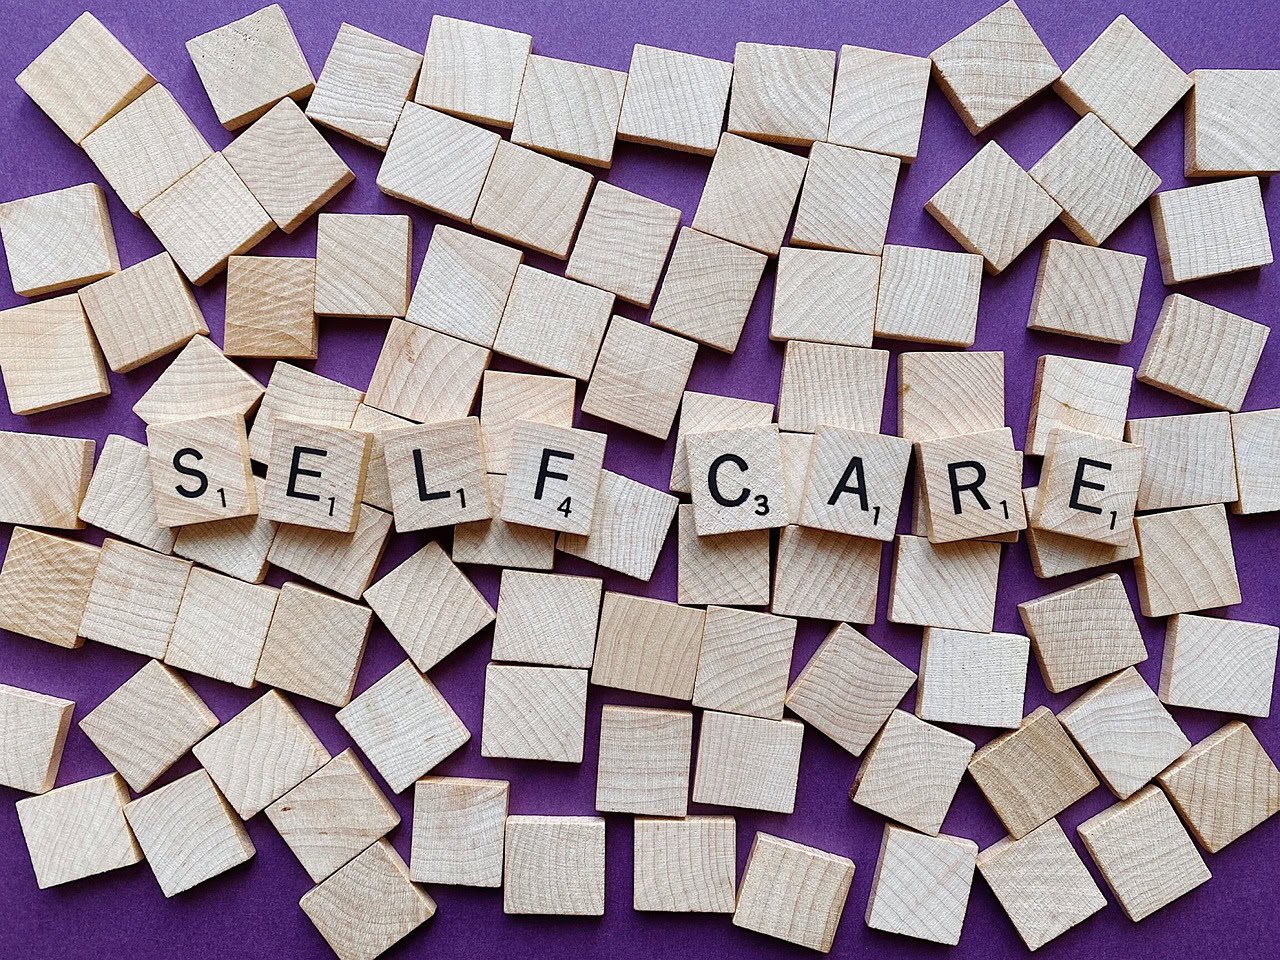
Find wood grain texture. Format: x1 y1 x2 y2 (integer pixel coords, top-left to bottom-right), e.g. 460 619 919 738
481 663 588 763
1186 69 1280 176
799 426 910 539
366 321 489 424
470 140 594 260
617 44 732 155
266 501 393 599
670 391 774 493
1126 411 1238 510
493 265 614 380
875 244 982 346
173 475 278 582
1026 354 1132 455
503 815 605 915
224 256 316 359
407 227 523 349
410 776 508 887
772 525 881 624
1133 503 1241 617
377 103 499 221
916 627 1029 729
581 316 697 439
1158 614 1278 717
649 228 768 353
166 566 279 691
734 832 854 953
134 335 265 427
596 704 692 815
0 294 110 415
452 473 556 570
692 606 796 720
1149 176 1273 283
502 421 607 535
1032 427 1142 545
1028 239 1146 343
771 247 879 347
0 182 119 296
693 133 808 256
0 684 74 794
829 45 930 161
79 538 191 658
727 42 835 146
792 143 898 255
888 534 1000 633
634 816 736 912
307 23 422 151
15 772 142 888
916 427 1025 542
692 711 804 813
687 424 788 534
478 371 574 473
382 418 490 530
591 592 706 700
1230 408 1280 514
260 419 371 534
313 213 410 318
557 469 678 581
865 824 978 946
511 54 627 168
777 341 888 433
415 15 531 129
0 432 94 530
146 413 255 526
567 183 681 307
0 528 98 647
897 350 1004 442
255 582 374 707
675 503 771 607
1022 485 1139 578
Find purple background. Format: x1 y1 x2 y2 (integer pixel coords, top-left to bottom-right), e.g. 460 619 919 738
2 0 1278 957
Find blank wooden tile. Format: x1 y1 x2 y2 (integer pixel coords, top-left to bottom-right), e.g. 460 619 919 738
492 571 601 670
503 816 605 916
407 227 523 348
888 535 1000 633
146 414 255 526
382 418 490 530
634 816 736 912
916 628 1028 729
0 432 94 530
771 247 878 347
829 45 930 161
363 540 494 673
727 42 834 146
502 421 607 535
470 140 593 259
591 592 706 700
692 711 803 813
512 54 627 168
261 419 371 533
1158 614 1277 717
1126 411 1237 510
775 432 816 520
0 684 74 795
977 819 1106 951
897 350 1004 442
1022 485 1138 578
772 525 881 624
494 265 614 380
300 839 435 960
79 660 217 792
693 133 809 256
556 469 679 581
688 424 788 534
1133 504 1241 617
186 4 314 130
306 23 422 151
366 321 490 424
865 824 978 946
692 607 796 720
778 341 888 434
1028 239 1146 343
1151 177 1273 284
1231 408 1280 514
1032 428 1141 545
596 705 692 815
15 773 142 888
377 103 499 220
0 528 97 648
411 776 508 887
676 503 770 607
451 473 556 570
649 227 768 352
1186 69 1280 176
617 44 732 155
581 317 696 439
566 183 681 307
164 567 278 687
1027 354 1132 455
267 502 393 600
266 748 399 883
0 183 118 297
800 427 910 539
0 294 110 415
874 245 982 346
850 709 974 835
1138 293 1268 411
416 15 530 129
735 832 854 952
135 335 266 427
223 256 316 358
1078 784 1209 921
792 142 898 254
336 661 469 793
916 427 1025 542
16 11 155 143
929 0 1060 134
78 435 175 552
968 706 1098 839
255 582 373 707
313 213 410 318
478 371 574 474
173 476 278 582
79 539 191 658
124 769 255 896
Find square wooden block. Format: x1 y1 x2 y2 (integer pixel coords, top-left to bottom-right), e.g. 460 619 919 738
929 0 1060 134
261 419 371 533
968 706 1098 839
1126 411 1238 510
78 434 175 553
377 103 499 221
0 183 118 297
336 661 469 793
411 776 507 887
596 705 692 816
0 295 110 415
556 470 679 581
676 503 770 607
1027 354 1132 455
173 476 277 583
1159 614 1278 717
255 582 373 707
512 54 626 169
865 824 978 946
916 427 1025 542
728 42 834 146
470 140 593 259
692 607 796 720
478 371 574 473
581 317 696 439
649 227 768 352
224 256 316 358
494 265 614 380
671 391 774 493
501 421 607 535
693 133 809 256
146 414 255 527
307 23 422 151
1017 573 1146 694
135 335 265 427
617 44 732 155
0 684 74 794
382 418 490 530
800 427 911 539
124 769 255 896
79 660 217 792
363 540 494 673
778 341 888 433
772 525 881 624
566 183 681 307
897 350 1004 441
16 12 154 143
734 832 854 952
792 142 898 254
366 321 490 423
451 473 556 571
1231 408 1280 514
186 4 314 130
1029 239 1146 343
407 227 522 349
774 433 815 520
916 627 1029 729
1186 69 1280 176
830 45 929 163
267 502 393 600
688 424 788 534
888 535 1000 633
164 567 278 687
1133 504 1241 617
313 213 411 318
249 358 357 455
1078 784 1209 921
1151 177 1273 284
592 592 706 700
481 664 588 763
1023 485 1138 579
79 539 191 658
850 709 974 835
503 816 605 916
634 816 736 913
15 773 142 888
874 244 982 346
0 528 97 648
1032 428 1142 545
0 433 95 530
771 247 878 347
692 711 804 813
416 15 530 128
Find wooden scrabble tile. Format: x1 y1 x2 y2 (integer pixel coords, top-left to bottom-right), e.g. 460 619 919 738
349 409 405 512
687 424 788 534
649 228 768 352
15 773 142 888
785 624 915 756
734 832 854 952
366 322 489 425
829 45 930 161
82 85 211 215
135 335 266 426
776 434 817 518
1022 485 1138 578
897 350 1004 441
249 364 356 462
470 141 594 259
255 582 373 707
261 419 371 533
1133 504 1241 617
778 341 889 434
313 213 410 318
0 529 96 648
865 824 978 945
1138 294 1268 412
1032 428 1141 545
503 816 605 915
977 819 1106 951
16 12 154 143
929 1 1060 134
671 392 774 494
1059 667 1190 799
1126 411 1237 510
968 707 1098 839
512 55 627 168
79 539 191 657
124 769 255 896
336 661 469 792
591 592 706 700
1186 69 1280 176
566 184 681 308
501 421 607 535
267 748 399 882
916 427 1025 542
693 133 809 256
415 15 530 128
0 295 110 415
0 684 73 794
186 4 314 130
926 142 1061 274
494 267 613 380
306 23 422 151
916 628 1029 729
0 183 118 297
411 776 507 887
800 427 910 540
581 318 696 439
1029 113 1161 246
874 245 982 346
146 414 254 527
1231 408 1280 514
224 98 352 233
596 705 692 815
407 227 523 348
1151 177 1273 283
772 525 881 623
692 711 804 813
223 255 315 359
173 477 277 582
79 660 217 792
556 469 678 581
728 42 834 146
1158 721 1280 853
1054 15 1190 147
78 435 175 552
1027 355 1132 456
850 709 975 835
887 535 1000 632
300 839 435 959
770 248 878 347
1159 614 1278 717
382 418 490 530
491 571 602 668
675 504 770 607
267 502 393 599
1028 239 1146 343
478 371 574 474
1078 784 1209 921
452 473 556 570
0 432 94 529
164 567 278 687
377 103 500 220
692 607 796 720
617 44 732 155
792 142 898 254
634 816 736 912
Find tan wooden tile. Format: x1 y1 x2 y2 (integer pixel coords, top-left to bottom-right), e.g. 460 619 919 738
581 317 696 439
313 213 410 318
675 503 770 607
0 182 118 297
0 432 94 530
1133 504 1241 617
916 627 1028 728
0 294 110 415
491 570 602 668
377 103 499 220
79 539 191 658
410 776 507 887
470 140 593 259
406 227 523 348
1126 411 1237 510
366 321 489 424
874 244 982 346
452 473 556 570
693 133 808 256
266 501 393 599
1158 614 1277 717
897 350 1004 443
224 256 316 359
916 427 1025 542
596 705 692 816
617 44 732 155
591 592 705 700
775 432 817 520
1022 485 1138 578
493 264 614 379
1028 239 1146 343
771 247 878 347
865 824 978 945
503 816 604 915
135 335 265 427
1230 408 1280 514
15 773 142 888
649 227 768 352
415 15 530 128
1151 176 1273 283
734 832 854 952
512 54 627 168
692 711 804 813
501 421 607 535
383 417 490 530
566 183 681 307
727 42 834 145
306 23 422 151
261 418 371 533
692 606 796 720
478 371 574 473
888 534 1000 633
556 469 678 581
688 424 788 534
634 816 736 912
0 528 97 648
772 525 880 624
1027 354 1132 455
778 340 888 433
146 414 255 527
164 567 279 688
173 476 278 582
792 142 898 254
670 391 774 494
255 582 373 707
800 426 910 539
479 658 580 762
1186 69 1280 176
1032 427 1141 545
78 435 175 552
0 684 74 794
829 45 930 161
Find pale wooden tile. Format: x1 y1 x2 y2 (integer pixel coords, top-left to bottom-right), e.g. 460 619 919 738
1133 504 1241 617
164 567 278 688
146 414 255 527
503 816 604 915
382 417 490 530
313 213 411 318
1126 411 1238 510
0 432 94 530
224 256 316 359
491 570 602 668
79 435 175 552
776 432 817 518
897 350 1004 442
0 528 97 648
888 534 1001 633
865 824 978 945
566 183 681 307
1032 427 1142 545
591 592 705 700
792 142 898 254
829 45 930 161
800 426 910 539
1158 614 1278 717
415 15 530 128
0 684 74 794
693 133 809 256
916 627 1029 728
778 340 888 433
255 582 373 708
692 606 796 720
15 773 142 888
727 42 835 145
675 503 770 607
0 294 110 415
411 776 507 887
512 55 627 168
556 469 678 581
1151 176 1273 283
581 317 697 439
1231 408 1280 514
501 421 607 535
1186 69 1280 176
135 335 266 427
173 476 278 582
688 424 788 534
306 23 422 151
771 247 879 347
648 227 768 352
266 502 393 600
377 103 499 220
874 244 982 346
260 419 371 534
452 473 556 570
0 182 118 296
366 321 490 423
1027 354 1132 455
734 832 854 952
406 227 523 348
617 44 732 155
670 391 774 493
634 816 735 912
692 711 804 813
493 264 614 379
79 539 191 658
1028 239 1146 343
470 140 594 259
478 371 575 473
772 525 880 624
1022 485 1138 578
916 427 1025 542
596 704 692 815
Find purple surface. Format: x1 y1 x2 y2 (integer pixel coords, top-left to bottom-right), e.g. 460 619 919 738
2 0 1278 957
